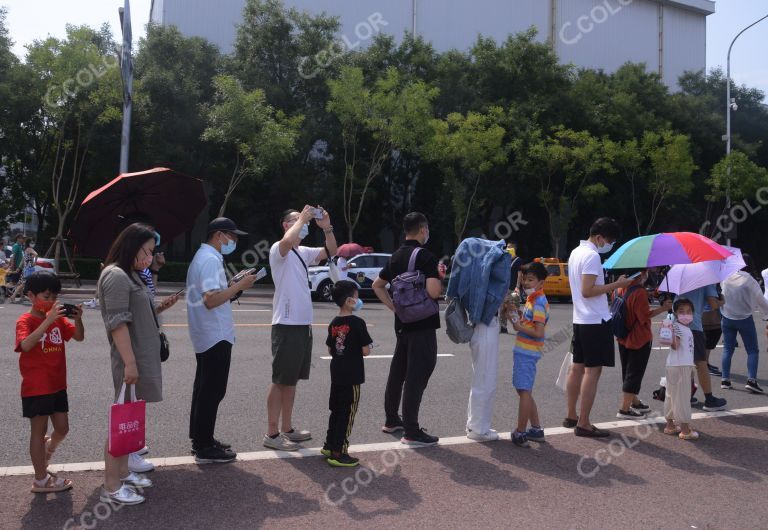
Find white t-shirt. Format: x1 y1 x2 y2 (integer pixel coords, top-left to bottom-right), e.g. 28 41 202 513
568 240 611 324
270 243 323 325
667 323 695 367
186 244 235 353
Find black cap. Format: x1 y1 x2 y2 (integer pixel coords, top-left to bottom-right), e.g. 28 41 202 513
207 217 247 236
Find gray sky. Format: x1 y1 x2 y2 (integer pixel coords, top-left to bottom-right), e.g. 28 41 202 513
2 1 767 96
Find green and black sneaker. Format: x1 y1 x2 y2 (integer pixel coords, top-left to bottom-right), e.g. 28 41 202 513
320 445 331 458
327 453 359 468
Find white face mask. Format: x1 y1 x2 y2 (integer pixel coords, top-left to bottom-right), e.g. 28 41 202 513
596 239 615 254
524 287 537 296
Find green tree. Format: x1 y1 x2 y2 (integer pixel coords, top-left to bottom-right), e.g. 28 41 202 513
707 151 768 202
327 66 438 241
202 75 303 216
423 107 507 241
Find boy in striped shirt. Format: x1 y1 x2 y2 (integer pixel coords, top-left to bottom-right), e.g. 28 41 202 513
510 262 550 447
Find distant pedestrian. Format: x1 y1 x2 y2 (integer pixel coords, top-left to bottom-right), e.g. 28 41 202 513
322 281 372 467
663 299 699 440
373 212 444 447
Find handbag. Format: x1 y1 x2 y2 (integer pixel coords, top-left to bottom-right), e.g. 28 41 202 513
148 298 169 362
445 298 474 344
108 383 146 457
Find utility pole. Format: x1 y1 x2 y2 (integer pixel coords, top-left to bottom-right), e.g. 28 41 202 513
118 0 134 174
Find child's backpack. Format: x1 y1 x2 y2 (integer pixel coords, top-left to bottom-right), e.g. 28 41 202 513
391 248 439 323
610 285 643 339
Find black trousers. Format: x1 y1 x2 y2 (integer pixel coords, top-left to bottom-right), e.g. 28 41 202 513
189 341 232 449
384 328 438 436
325 384 361 454
618 342 652 395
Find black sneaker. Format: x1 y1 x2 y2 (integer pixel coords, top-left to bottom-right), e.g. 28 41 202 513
708 364 722 376
690 396 698 405
194 446 237 464
703 395 727 411
327 453 359 467
382 418 405 433
617 409 645 419
401 428 439 447
630 401 651 414
721 379 732 390
746 380 765 394
213 439 232 450
512 431 530 448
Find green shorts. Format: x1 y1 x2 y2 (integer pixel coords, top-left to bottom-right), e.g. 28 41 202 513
271 324 313 385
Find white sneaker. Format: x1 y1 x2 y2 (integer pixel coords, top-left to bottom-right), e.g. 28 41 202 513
466 429 500 442
137 446 149 456
282 428 311 442
121 471 153 489
128 452 155 473
100 485 145 506
263 434 300 451
84 298 99 309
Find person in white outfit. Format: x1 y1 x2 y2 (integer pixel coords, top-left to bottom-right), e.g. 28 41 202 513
664 299 699 440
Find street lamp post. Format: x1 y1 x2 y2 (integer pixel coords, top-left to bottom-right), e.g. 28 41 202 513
118 0 134 175
725 13 768 246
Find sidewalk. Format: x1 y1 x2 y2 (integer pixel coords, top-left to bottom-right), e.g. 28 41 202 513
4 413 766 529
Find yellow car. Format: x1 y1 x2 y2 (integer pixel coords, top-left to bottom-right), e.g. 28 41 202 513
534 258 571 300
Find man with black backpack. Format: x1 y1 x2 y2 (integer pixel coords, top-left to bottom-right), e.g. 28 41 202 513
613 270 672 419
372 212 444 446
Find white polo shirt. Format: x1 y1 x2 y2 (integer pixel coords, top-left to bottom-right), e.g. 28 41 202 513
270 243 323 325
568 240 611 324
186 243 235 353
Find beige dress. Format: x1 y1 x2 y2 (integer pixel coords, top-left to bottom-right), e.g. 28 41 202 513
97 265 163 402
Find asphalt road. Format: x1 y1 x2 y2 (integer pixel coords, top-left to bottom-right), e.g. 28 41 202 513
1 290 767 467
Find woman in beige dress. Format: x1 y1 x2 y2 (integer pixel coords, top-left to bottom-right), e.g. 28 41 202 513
97 223 178 506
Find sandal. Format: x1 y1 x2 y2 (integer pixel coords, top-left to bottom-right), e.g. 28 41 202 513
663 427 680 435
31 473 73 494
679 430 700 441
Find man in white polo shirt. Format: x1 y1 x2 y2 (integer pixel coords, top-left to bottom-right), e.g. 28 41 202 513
565 218 631 438
264 205 337 451
187 217 257 463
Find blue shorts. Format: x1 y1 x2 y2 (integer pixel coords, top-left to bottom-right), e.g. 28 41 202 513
513 351 540 391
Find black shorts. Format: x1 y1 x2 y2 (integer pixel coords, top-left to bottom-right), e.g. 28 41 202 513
271 324 312 385
704 328 722 351
22 390 69 418
692 330 707 362
572 321 615 368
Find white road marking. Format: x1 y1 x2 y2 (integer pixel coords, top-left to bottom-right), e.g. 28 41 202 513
2 406 766 477
320 354 455 360
652 345 723 351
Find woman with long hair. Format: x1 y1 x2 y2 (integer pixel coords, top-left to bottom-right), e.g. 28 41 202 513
96 223 178 505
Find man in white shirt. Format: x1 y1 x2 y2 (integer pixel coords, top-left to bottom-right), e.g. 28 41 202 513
187 217 257 464
565 218 631 437
264 205 337 451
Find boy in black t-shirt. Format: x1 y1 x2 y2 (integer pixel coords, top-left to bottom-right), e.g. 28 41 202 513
323 281 372 467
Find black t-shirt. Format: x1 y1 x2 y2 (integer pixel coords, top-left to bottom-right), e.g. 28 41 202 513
379 240 441 334
509 256 522 291
325 315 372 385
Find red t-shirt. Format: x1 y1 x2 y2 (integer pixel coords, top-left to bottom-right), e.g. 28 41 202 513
616 285 653 350
15 313 75 397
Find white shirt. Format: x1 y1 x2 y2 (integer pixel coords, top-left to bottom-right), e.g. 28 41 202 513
667 323 695 367
720 271 768 321
762 268 768 303
270 243 323 325
186 244 235 353
568 240 611 324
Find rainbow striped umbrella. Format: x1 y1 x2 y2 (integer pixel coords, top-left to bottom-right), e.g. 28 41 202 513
603 232 730 270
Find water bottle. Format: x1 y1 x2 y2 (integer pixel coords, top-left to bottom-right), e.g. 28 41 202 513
659 312 674 346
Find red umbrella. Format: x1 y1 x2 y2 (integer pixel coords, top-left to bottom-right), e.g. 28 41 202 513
336 243 366 258
69 167 207 258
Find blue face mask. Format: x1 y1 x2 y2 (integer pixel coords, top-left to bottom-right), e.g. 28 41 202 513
299 223 309 240
353 298 363 312
221 236 236 255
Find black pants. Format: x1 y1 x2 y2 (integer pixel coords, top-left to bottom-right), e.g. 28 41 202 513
189 341 232 449
325 384 361 454
618 342 652 395
384 328 438 436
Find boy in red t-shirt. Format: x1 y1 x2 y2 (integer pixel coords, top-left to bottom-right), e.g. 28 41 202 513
15 271 84 493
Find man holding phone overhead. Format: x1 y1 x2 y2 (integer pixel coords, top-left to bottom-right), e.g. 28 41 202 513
186 217 257 463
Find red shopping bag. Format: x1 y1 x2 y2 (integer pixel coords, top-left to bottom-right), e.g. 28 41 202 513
108 383 146 457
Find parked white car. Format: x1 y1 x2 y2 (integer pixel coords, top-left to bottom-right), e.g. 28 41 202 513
310 253 391 302
3 246 56 274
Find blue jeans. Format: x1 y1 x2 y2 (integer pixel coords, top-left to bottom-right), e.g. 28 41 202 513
721 315 759 380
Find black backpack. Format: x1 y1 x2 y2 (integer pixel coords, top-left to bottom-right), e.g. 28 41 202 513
610 285 642 339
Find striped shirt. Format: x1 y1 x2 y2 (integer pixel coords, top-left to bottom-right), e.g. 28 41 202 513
138 268 156 297
513 291 549 357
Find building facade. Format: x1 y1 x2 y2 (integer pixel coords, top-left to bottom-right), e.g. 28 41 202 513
149 0 715 88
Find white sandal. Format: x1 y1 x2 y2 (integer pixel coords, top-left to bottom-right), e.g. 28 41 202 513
31 473 73 493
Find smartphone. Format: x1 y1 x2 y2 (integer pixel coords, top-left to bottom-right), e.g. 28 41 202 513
628 271 642 280
311 207 324 219
61 303 79 317
253 268 267 281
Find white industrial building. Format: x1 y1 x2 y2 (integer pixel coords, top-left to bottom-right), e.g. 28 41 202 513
149 0 715 88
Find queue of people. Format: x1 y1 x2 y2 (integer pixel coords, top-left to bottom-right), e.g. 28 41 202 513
11 211 768 506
